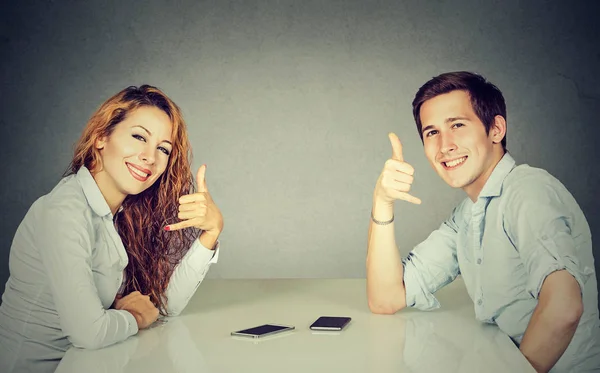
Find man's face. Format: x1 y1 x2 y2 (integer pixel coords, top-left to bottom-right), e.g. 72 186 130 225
419 90 505 199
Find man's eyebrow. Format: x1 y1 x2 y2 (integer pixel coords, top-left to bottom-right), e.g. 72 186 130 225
133 125 172 146
422 116 471 134
445 116 470 123
421 124 436 134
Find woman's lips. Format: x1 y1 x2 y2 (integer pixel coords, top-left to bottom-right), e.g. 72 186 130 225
126 163 151 182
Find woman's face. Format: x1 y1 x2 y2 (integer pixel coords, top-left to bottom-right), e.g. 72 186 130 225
94 106 173 207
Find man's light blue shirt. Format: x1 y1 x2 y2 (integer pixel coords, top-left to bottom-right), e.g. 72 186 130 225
403 153 599 372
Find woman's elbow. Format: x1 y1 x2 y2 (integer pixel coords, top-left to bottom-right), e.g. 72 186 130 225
68 333 106 350
166 308 182 317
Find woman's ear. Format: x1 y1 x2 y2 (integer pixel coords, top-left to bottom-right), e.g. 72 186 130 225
491 115 506 144
95 136 107 150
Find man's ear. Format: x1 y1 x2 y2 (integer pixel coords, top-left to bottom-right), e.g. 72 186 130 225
490 115 506 144
95 136 107 150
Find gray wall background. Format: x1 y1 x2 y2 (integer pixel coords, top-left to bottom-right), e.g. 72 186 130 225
1 1 599 307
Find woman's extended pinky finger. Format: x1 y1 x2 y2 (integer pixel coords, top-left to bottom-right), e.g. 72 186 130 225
164 221 194 231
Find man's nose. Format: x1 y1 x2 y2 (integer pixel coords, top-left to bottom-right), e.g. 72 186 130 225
440 131 457 154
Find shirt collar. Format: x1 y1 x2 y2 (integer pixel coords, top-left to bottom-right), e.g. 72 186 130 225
76 166 113 218
478 152 517 199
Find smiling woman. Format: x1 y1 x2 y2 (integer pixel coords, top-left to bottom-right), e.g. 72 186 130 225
0 85 224 373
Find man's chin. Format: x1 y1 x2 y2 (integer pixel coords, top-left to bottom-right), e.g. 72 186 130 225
440 176 467 189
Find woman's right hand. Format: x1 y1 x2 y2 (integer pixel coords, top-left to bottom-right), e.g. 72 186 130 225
114 291 160 329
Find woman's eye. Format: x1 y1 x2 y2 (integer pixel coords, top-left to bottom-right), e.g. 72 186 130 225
158 146 171 156
132 134 146 142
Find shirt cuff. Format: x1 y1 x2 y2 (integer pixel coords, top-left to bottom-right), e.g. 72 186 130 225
119 309 139 336
403 257 441 311
193 238 219 265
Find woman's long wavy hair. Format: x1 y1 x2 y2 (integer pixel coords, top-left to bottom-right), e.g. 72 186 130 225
65 85 199 315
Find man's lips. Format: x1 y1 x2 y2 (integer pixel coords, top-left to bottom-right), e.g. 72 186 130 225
126 162 152 181
440 156 467 170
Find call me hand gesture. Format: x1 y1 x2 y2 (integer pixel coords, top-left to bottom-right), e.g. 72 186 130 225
165 165 224 249
374 133 422 206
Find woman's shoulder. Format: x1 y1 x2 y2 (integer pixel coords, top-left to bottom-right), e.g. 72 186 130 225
33 174 92 219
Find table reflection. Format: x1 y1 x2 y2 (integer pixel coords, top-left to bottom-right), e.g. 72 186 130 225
56 317 211 373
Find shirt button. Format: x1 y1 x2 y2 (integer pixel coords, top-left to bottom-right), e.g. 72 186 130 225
477 258 482 265
477 299 483 306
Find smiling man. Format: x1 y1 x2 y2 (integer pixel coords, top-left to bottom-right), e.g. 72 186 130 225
367 71 599 372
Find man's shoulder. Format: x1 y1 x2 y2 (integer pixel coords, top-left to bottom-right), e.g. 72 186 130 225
499 163 581 220
506 163 557 183
502 163 567 197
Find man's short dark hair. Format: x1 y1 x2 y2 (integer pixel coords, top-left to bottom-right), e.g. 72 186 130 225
412 71 507 149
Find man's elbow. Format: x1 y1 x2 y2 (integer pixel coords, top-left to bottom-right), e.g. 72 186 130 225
368 302 401 315
561 300 583 328
367 294 406 315
544 297 583 331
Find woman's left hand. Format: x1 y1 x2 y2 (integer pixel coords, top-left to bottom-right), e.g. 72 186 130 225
165 165 224 249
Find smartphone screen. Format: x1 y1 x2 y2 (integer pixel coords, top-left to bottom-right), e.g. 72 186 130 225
231 324 295 338
310 316 351 331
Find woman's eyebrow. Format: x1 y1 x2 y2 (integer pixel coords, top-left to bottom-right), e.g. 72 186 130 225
133 125 172 145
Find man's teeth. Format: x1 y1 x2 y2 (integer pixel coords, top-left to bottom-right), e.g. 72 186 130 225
445 157 466 168
129 165 148 178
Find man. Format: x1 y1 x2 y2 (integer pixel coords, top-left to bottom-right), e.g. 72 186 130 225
367 71 599 372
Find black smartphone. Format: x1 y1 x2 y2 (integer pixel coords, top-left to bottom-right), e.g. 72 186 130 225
231 324 295 339
309 316 351 331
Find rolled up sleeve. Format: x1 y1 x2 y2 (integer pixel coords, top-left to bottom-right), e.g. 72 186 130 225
403 212 461 311
505 182 588 299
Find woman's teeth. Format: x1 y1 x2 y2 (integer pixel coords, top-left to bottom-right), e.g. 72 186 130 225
128 164 148 178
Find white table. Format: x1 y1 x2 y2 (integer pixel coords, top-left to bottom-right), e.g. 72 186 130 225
56 277 535 372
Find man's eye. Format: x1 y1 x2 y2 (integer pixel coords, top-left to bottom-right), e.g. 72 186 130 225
453 123 464 128
425 130 438 137
133 134 146 142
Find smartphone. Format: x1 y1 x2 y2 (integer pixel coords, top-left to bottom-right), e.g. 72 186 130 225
231 324 295 339
309 316 351 331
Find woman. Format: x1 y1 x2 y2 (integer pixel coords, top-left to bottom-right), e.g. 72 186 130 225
0 85 224 372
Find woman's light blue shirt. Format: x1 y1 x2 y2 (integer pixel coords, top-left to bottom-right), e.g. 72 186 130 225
0 166 218 372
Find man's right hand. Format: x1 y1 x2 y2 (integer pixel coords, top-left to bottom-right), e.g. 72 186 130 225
114 291 160 330
374 133 422 206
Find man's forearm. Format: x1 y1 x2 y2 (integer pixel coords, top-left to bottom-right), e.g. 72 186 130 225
519 271 583 372
366 198 406 314
519 305 579 372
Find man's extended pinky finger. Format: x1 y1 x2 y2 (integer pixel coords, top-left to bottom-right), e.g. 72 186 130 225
402 193 422 205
